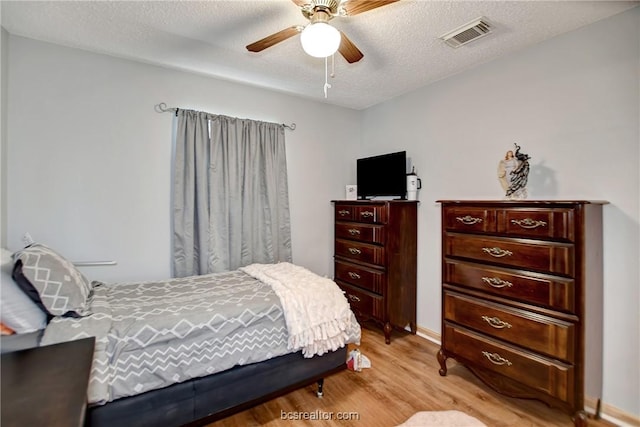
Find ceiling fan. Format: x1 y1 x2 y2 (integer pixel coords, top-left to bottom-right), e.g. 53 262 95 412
246 0 399 63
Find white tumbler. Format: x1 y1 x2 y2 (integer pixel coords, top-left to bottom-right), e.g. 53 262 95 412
406 171 421 201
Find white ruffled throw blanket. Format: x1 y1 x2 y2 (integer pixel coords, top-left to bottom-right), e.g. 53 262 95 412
240 262 361 358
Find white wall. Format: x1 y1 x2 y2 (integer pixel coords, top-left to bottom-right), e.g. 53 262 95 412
361 7 639 418
1 27 8 247
5 35 360 282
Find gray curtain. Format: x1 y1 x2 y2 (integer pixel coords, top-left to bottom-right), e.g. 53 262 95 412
173 110 292 277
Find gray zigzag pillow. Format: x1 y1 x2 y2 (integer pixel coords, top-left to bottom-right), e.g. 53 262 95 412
14 244 92 317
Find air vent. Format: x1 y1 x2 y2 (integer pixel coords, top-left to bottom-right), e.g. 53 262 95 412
440 17 493 48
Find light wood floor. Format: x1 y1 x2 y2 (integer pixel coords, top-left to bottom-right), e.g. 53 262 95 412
207 324 616 427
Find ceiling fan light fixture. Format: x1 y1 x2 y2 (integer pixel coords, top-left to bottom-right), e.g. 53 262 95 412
300 22 341 58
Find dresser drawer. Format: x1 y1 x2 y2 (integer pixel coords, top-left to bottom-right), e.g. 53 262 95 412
335 222 385 244
443 324 574 402
443 207 497 233
335 260 384 295
499 208 575 242
337 280 383 320
335 239 384 266
444 291 575 362
443 260 575 313
335 204 356 221
444 233 574 276
354 205 387 224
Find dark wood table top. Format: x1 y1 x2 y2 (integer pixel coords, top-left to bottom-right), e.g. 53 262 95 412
1 337 95 427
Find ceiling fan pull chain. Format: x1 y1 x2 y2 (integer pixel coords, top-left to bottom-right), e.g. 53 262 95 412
330 53 336 78
324 56 332 98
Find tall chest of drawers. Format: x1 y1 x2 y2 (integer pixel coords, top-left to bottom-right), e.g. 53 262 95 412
437 200 606 426
332 200 418 344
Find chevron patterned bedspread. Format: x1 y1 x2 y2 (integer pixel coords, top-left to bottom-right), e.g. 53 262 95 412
41 270 293 405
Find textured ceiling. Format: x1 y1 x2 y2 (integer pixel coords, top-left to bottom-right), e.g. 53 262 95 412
2 1 638 110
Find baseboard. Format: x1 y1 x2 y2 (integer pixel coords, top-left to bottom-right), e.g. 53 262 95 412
415 326 640 426
416 326 440 345
585 397 640 427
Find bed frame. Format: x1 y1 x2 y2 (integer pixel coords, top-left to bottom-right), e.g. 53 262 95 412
87 346 348 427
1 332 348 427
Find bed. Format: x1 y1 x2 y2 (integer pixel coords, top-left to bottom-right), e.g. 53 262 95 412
2 244 361 427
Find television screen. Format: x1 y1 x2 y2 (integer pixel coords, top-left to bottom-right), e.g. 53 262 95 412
357 151 407 199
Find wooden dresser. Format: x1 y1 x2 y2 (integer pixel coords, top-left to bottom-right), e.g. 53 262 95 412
332 200 418 344
437 200 606 426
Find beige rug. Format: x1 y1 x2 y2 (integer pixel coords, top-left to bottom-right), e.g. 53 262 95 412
396 410 487 427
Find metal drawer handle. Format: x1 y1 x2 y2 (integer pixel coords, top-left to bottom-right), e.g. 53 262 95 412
348 228 361 235
456 215 483 225
338 210 350 216
482 351 513 366
348 248 362 255
482 247 513 258
511 218 547 229
481 277 513 288
348 294 361 302
348 271 361 280
360 211 374 218
482 315 512 329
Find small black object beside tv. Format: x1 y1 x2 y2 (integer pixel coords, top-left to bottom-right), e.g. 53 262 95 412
357 151 407 200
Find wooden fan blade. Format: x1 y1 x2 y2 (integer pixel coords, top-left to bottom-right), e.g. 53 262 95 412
342 0 399 16
246 26 301 52
338 31 364 63
291 0 307 6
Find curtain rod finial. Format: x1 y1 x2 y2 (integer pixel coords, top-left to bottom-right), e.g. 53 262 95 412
155 102 178 116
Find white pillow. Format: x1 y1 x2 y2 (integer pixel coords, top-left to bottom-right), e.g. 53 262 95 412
1 248 47 333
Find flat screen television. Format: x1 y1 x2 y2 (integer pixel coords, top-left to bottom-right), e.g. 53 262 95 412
357 151 407 200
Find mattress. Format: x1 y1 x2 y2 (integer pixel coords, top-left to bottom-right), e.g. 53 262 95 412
41 269 291 405
41 264 361 407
